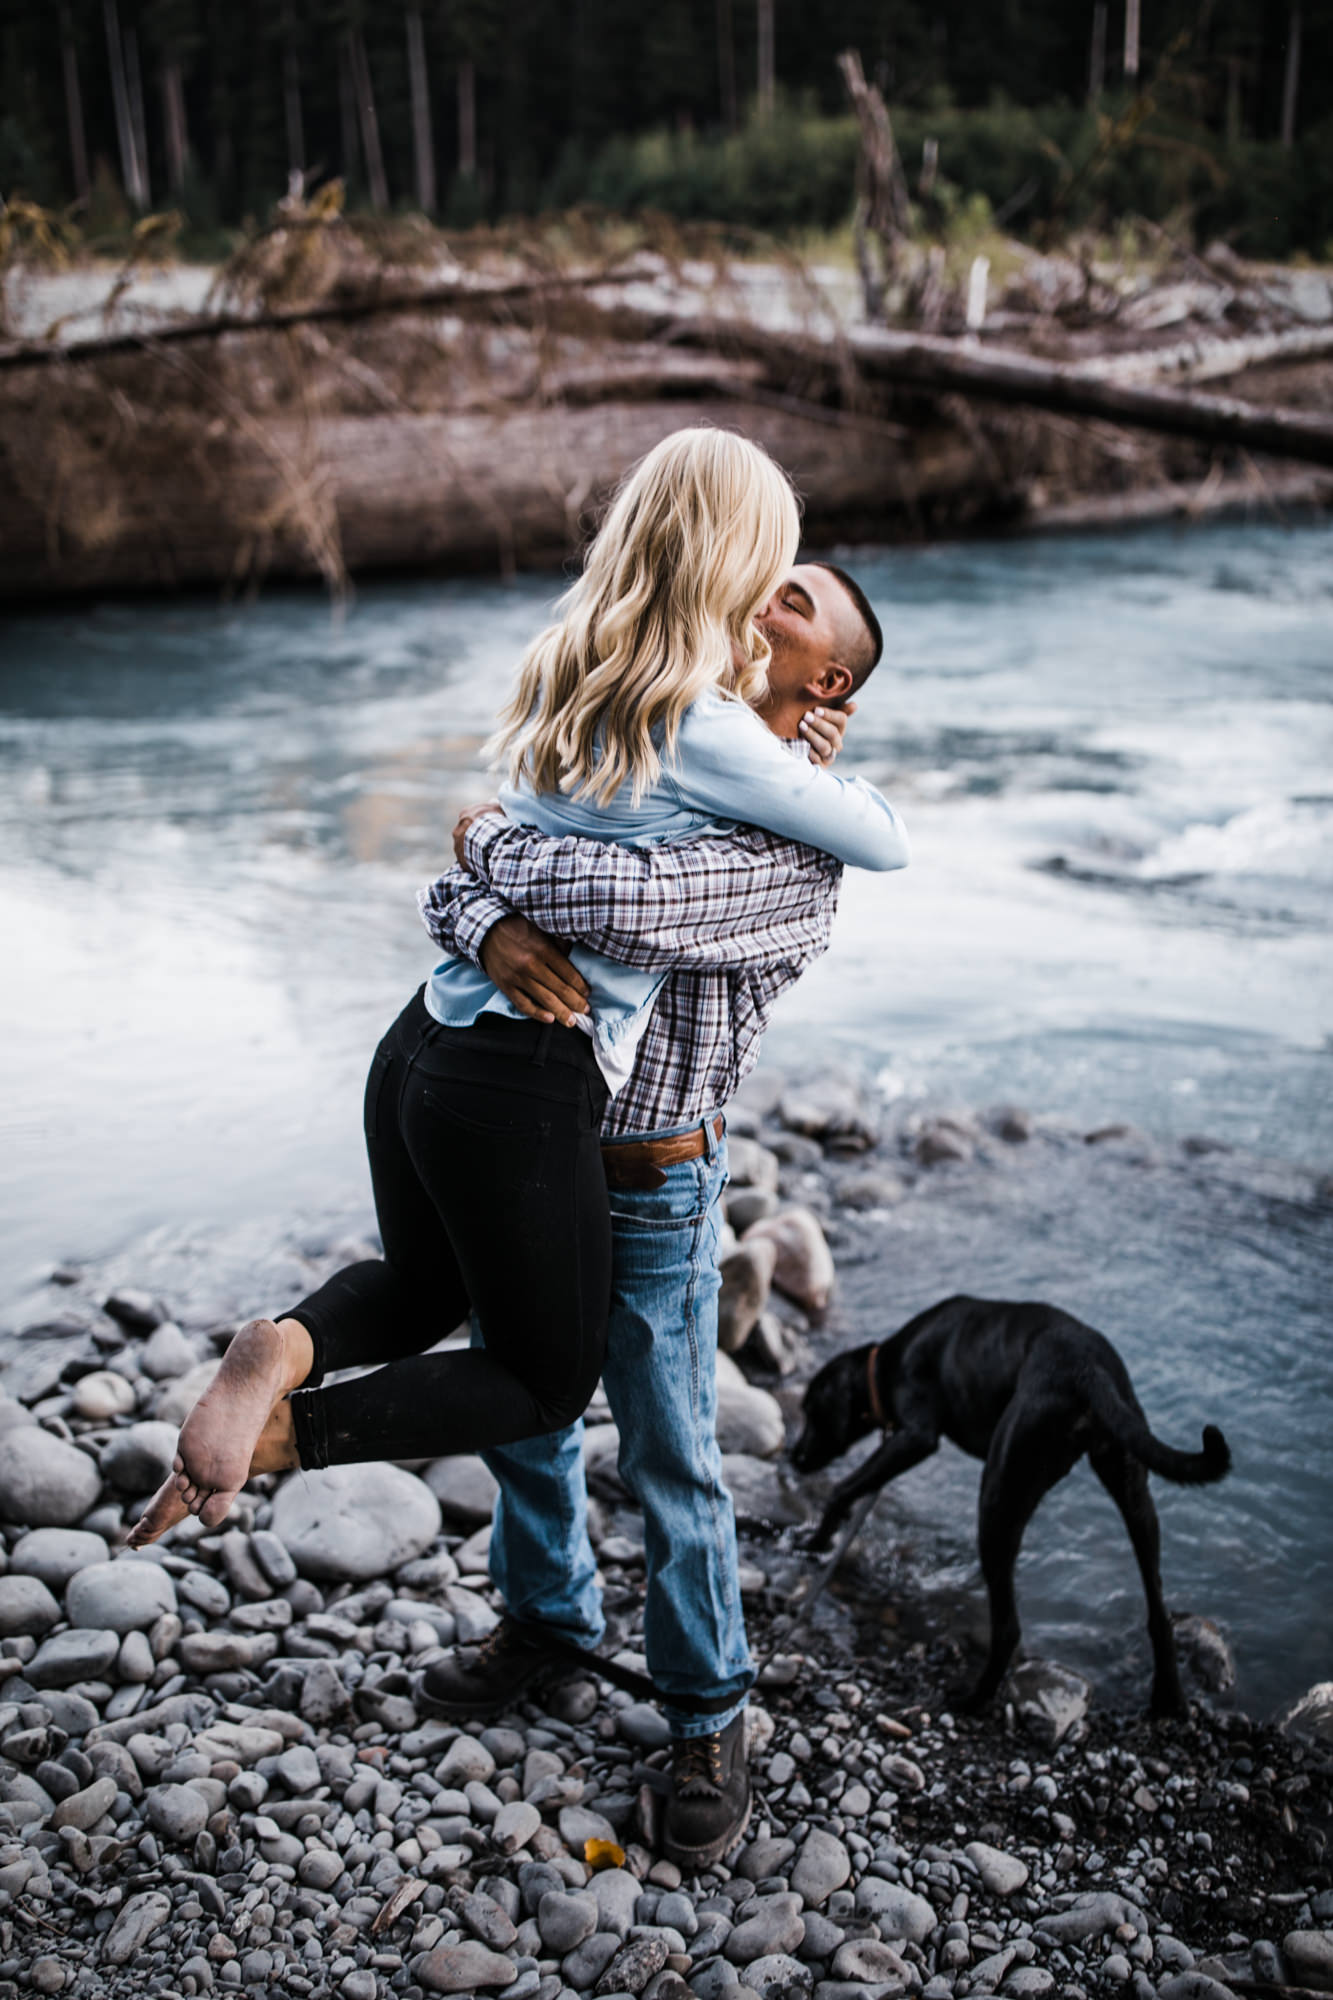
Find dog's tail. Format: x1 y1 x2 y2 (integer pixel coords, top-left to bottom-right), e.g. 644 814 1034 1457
1092 1380 1231 1485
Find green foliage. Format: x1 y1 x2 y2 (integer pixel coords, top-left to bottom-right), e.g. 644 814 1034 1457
546 105 861 235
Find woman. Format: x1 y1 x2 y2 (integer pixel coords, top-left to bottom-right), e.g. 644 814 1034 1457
132 427 906 1544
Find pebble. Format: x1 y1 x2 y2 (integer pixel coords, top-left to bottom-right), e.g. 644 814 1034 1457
139 1320 198 1379
145 1780 210 1841
494 1798 543 1852
831 1938 913 1985
791 1828 852 1907
1284 1932 1333 1989
741 1209 835 1314
725 1895 806 1962
617 1702 672 1749
103 1888 173 1964
538 1889 600 1953
66 1557 178 1631
437 1733 497 1787
416 1938 520 1990
50 1774 118 1831
853 1878 937 1943
424 1453 502 1526
27 1624 120 1687
271 1460 442 1578
0 1426 102 1525
0 1573 62 1636
100 1420 179 1492
72 1369 138 1419
9 1526 109 1589
965 1840 1030 1896
595 1936 669 1994
741 1950 812 1998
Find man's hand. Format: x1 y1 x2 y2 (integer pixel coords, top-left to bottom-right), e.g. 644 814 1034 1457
453 801 503 869
798 701 856 766
481 914 590 1027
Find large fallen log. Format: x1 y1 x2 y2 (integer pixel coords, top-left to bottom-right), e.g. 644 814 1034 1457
8 272 1333 468
2 263 1329 598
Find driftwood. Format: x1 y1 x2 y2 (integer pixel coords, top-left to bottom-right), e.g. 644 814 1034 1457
3 242 1331 597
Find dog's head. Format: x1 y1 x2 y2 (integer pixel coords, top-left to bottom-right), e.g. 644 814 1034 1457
790 1343 884 1474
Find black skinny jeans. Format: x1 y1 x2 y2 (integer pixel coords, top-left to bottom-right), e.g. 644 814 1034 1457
286 988 611 1468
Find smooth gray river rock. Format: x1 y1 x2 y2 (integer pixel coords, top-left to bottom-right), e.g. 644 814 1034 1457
0 1573 61 1637
0 1427 101 1526
725 1896 806 1963
853 1878 938 1943
424 1452 501 1526
100 1420 178 1493
27 1625 120 1687
791 1828 852 1906
71 1369 138 1419
138 1320 198 1378
9 1526 109 1589
102 1888 173 1964
65 1557 177 1631
145 1781 210 1841
416 1938 518 1990
270 1461 441 1578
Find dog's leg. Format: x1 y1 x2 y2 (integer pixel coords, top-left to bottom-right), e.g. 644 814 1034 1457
964 1410 1080 1712
810 1430 937 1551
1088 1446 1187 1719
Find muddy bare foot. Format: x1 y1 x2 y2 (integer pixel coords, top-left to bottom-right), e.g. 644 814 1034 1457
125 1478 192 1548
172 1317 311 1531
128 1394 302 1548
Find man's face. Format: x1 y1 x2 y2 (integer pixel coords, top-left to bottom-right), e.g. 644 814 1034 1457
756 564 855 707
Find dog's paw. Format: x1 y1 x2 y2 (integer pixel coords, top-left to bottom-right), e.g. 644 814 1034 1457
807 1508 846 1554
950 1679 996 1716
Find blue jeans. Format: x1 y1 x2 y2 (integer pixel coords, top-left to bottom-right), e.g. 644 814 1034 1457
479 1124 754 1738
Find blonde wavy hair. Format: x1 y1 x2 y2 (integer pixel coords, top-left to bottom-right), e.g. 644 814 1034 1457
488 427 801 806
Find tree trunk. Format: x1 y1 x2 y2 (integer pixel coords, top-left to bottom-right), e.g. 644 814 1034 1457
103 0 146 209
348 27 389 212
59 2 90 206
1088 2 1107 100
756 0 774 120
457 57 476 177
1280 4 1302 148
716 0 736 132
124 26 151 205
338 39 360 185
162 55 189 196
283 18 305 176
406 6 436 214
837 48 912 317
1123 0 1141 83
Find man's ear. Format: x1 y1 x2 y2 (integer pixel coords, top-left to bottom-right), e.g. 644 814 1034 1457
805 663 855 703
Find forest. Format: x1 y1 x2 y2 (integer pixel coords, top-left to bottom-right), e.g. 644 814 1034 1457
4 1 1332 258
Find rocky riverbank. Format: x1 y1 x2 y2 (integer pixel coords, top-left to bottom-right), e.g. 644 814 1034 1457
1 1072 1330 2000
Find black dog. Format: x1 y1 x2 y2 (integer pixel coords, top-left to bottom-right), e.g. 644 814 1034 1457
790 1295 1231 1717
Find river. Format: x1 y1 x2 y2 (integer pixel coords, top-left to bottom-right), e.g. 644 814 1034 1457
3 517 1331 1719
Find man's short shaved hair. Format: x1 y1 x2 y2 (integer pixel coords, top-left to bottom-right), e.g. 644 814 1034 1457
811 562 883 691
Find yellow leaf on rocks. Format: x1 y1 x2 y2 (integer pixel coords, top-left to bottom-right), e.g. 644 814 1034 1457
584 1838 626 1872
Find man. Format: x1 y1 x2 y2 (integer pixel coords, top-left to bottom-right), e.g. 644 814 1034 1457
417 563 905 1870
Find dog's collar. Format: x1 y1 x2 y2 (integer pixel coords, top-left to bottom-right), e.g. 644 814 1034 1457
866 1343 887 1430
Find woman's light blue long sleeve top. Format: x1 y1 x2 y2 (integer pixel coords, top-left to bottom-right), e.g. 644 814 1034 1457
424 690 909 1089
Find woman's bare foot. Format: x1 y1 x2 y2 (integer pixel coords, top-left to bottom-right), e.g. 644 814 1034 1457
129 1395 302 1548
171 1317 312 1530
125 1480 192 1547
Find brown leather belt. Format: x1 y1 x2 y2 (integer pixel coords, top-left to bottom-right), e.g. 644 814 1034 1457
601 1116 725 1191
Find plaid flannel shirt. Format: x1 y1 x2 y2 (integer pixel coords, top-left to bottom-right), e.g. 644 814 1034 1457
418 814 842 1138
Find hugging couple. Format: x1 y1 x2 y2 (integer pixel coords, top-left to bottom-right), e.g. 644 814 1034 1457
132 427 910 1870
